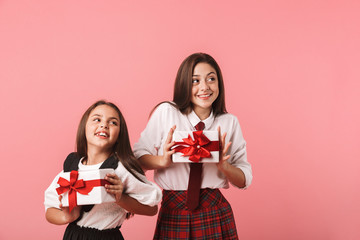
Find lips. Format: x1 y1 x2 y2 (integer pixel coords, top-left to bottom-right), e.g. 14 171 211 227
197 93 213 99
95 131 109 138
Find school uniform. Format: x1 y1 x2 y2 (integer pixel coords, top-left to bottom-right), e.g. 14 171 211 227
133 102 252 239
44 154 162 240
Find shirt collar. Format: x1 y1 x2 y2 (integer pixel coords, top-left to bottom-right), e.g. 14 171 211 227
188 110 214 130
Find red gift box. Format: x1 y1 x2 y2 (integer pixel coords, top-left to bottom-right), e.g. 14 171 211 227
56 169 116 212
172 130 220 163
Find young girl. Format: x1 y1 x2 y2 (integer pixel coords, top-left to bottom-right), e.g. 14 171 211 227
44 100 162 240
134 53 253 239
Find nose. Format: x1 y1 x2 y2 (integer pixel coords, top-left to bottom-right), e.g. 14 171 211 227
101 123 108 129
199 79 210 90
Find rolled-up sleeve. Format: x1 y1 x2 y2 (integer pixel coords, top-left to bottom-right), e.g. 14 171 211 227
134 103 177 159
117 164 162 206
133 104 167 159
228 117 253 189
44 172 63 210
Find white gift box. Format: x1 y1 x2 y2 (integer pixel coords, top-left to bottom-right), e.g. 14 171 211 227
172 131 219 163
58 169 116 208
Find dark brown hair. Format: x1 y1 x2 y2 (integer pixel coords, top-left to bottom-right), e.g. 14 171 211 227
76 100 145 181
152 52 227 116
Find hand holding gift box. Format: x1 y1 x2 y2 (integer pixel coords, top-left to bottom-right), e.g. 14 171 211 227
172 130 219 163
56 169 116 212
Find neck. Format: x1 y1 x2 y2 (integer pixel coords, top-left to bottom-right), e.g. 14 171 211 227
86 147 112 165
193 107 211 120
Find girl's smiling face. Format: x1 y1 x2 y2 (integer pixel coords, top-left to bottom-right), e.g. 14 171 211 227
85 105 120 153
191 62 219 118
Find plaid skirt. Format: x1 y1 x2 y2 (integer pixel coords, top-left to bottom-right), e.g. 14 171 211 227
154 188 238 240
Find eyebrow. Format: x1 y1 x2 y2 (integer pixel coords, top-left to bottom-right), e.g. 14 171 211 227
109 117 119 121
90 114 119 121
192 72 216 77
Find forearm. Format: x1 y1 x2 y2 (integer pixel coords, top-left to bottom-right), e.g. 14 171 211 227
219 162 246 188
138 154 169 170
45 207 77 225
116 193 158 216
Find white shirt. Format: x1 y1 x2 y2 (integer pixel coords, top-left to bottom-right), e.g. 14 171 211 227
44 159 162 230
133 102 252 191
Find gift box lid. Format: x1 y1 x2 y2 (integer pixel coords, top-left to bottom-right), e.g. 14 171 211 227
172 130 219 163
57 168 116 209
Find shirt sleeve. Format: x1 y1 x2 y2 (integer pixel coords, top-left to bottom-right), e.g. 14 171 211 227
44 171 63 210
227 116 253 189
133 103 170 158
116 164 162 207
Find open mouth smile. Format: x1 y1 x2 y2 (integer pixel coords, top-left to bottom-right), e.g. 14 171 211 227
197 93 213 99
95 131 109 138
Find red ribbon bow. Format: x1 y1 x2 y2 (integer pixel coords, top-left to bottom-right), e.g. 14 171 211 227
173 130 219 163
56 170 109 212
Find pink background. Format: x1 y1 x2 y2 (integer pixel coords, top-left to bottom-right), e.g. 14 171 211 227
1 1 359 239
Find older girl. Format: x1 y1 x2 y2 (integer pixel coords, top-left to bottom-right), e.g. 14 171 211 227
134 53 253 239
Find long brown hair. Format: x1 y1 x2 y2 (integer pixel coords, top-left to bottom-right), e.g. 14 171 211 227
151 52 227 116
76 100 145 181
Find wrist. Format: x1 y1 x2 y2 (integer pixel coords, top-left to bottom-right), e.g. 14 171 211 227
159 155 171 169
218 160 231 173
116 193 129 208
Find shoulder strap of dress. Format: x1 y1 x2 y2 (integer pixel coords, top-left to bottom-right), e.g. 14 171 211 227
99 154 118 169
63 152 81 172
63 153 118 171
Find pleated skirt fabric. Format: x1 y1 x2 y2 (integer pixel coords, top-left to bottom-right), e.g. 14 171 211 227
63 222 124 240
154 188 238 240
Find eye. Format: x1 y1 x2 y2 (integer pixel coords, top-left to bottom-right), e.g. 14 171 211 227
192 79 199 84
93 118 101 122
208 77 216 82
110 120 118 126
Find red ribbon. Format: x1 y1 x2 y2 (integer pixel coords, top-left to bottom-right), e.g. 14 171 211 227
173 130 219 163
56 170 110 212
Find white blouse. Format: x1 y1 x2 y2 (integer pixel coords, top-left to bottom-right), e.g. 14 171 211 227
44 159 162 230
133 102 253 191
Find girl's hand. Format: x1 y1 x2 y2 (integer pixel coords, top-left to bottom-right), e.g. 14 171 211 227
160 125 176 168
105 173 124 202
58 195 81 223
215 127 247 188
217 126 232 173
